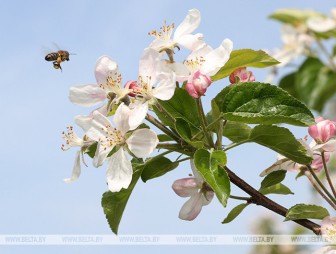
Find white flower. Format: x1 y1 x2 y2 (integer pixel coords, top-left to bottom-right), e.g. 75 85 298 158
321 216 336 243
69 56 131 108
271 25 313 67
313 246 336 254
172 160 214 220
307 8 336 33
148 9 205 52
163 39 233 83
61 126 94 183
86 103 159 192
124 48 176 128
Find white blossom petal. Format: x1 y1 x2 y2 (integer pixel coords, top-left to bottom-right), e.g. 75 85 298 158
106 148 133 192
153 72 176 100
174 9 201 42
113 103 131 134
201 39 233 76
128 101 148 130
139 48 160 80
178 192 203 221
126 129 158 158
175 33 205 51
307 17 336 33
172 178 199 197
69 85 106 107
95 55 118 85
74 115 93 132
93 142 111 168
64 151 81 183
313 246 336 254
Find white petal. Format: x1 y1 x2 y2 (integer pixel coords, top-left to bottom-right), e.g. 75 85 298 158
174 9 201 42
172 178 199 197
126 129 158 158
153 72 176 100
92 142 111 167
201 39 233 76
175 33 205 51
113 103 130 134
149 39 174 52
106 148 133 192
160 61 190 82
64 151 81 183
128 101 148 130
307 17 336 33
69 85 106 107
74 115 93 132
313 246 336 254
178 192 203 221
95 55 118 85
90 110 112 135
139 48 160 80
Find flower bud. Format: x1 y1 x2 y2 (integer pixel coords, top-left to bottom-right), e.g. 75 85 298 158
124 80 140 97
308 117 336 144
229 67 255 84
186 70 212 98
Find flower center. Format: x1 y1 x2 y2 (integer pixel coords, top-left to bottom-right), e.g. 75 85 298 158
148 21 175 40
99 124 126 150
184 56 206 70
61 126 83 150
99 71 122 93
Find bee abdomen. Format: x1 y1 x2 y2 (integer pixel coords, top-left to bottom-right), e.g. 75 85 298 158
45 53 58 61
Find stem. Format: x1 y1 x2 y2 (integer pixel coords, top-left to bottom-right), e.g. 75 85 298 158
224 166 321 235
223 141 246 151
156 143 194 156
304 170 336 210
316 39 336 72
216 119 224 149
322 151 336 198
307 164 336 205
229 195 250 201
175 157 191 164
145 114 180 142
196 97 215 148
191 116 222 140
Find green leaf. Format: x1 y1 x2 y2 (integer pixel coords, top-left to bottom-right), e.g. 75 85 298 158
269 9 323 25
260 170 287 189
214 82 315 126
212 49 279 82
175 118 204 148
285 204 330 221
101 161 144 234
157 134 175 142
222 121 252 143
222 203 249 224
278 72 298 98
141 156 179 182
84 142 97 158
194 149 230 207
259 183 294 195
295 57 336 112
156 88 201 130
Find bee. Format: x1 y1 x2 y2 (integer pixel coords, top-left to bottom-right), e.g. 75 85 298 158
45 50 71 71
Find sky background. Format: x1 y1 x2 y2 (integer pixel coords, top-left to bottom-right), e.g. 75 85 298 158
0 0 335 253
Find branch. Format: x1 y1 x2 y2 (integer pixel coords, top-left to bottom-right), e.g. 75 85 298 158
224 166 321 235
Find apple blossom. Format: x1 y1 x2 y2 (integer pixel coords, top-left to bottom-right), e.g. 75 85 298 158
229 67 256 84
321 216 336 242
69 55 132 109
148 9 205 53
308 117 336 144
172 160 214 220
86 103 159 192
307 8 336 33
61 126 95 183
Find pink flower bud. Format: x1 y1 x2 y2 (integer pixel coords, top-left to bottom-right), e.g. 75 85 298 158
311 152 330 173
229 67 256 84
124 80 140 97
308 117 336 143
186 70 212 98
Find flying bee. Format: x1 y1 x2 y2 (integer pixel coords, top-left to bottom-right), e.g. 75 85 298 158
45 50 73 71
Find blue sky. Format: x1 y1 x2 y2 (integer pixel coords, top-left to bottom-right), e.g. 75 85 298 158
0 0 335 253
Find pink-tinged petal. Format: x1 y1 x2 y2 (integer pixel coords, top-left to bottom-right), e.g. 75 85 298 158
202 39 233 76
174 9 201 41
149 38 174 52
178 192 203 221
106 148 133 192
160 61 190 82
74 115 93 132
314 139 336 152
321 216 336 242
175 33 205 51
139 48 160 80
126 129 159 158
313 246 336 254
128 101 148 130
64 151 81 183
95 55 118 85
202 191 214 206
154 72 176 100
92 142 111 167
90 110 112 135
172 178 199 197
113 103 130 134
69 85 106 107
